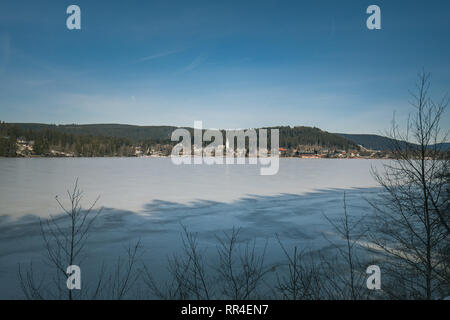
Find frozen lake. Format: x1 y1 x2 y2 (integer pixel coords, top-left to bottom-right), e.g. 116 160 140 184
0 158 384 299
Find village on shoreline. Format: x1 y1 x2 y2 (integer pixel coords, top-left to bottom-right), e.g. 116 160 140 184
10 138 392 159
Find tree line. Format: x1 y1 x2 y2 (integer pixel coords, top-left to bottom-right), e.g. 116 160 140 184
1 121 362 158
0 122 144 157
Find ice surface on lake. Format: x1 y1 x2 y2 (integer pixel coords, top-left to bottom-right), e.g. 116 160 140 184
0 158 384 299
0 158 382 218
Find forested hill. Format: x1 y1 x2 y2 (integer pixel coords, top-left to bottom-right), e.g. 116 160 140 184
11 123 179 143
335 133 398 151
3 122 447 157
276 126 357 150
336 133 450 151
10 123 359 150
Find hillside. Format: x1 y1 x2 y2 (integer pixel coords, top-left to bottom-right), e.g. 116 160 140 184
335 133 398 151
11 123 359 150
11 123 179 143
336 133 450 151
276 126 358 150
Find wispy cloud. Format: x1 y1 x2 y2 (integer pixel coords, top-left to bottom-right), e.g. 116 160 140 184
182 54 207 73
134 49 183 64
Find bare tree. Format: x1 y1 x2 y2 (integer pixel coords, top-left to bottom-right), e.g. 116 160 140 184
18 180 143 300
274 238 323 300
215 227 271 299
102 241 142 300
18 179 102 299
320 193 373 300
142 226 272 300
18 262 46 300
142 226 212 300
369 72 450 299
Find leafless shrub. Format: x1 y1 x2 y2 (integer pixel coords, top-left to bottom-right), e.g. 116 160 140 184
273 238 322 300
18 179 102 299
369 71 450 299
142 225 212 299
142 226 272 299
18 180 143 300
101 241 142 300
320 192 373 300
18 262 46 300
215 227 271 299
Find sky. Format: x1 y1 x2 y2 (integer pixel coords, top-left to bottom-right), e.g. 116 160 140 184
0 0 449 134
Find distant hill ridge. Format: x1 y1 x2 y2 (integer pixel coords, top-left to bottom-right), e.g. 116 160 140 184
9 123 449 151
11 123 179 142
11 123 358 150
335 133 450 151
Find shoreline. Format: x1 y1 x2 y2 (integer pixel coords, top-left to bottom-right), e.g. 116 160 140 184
0 155 383 160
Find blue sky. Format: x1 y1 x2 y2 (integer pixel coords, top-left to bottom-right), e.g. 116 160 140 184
0 0 449 134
